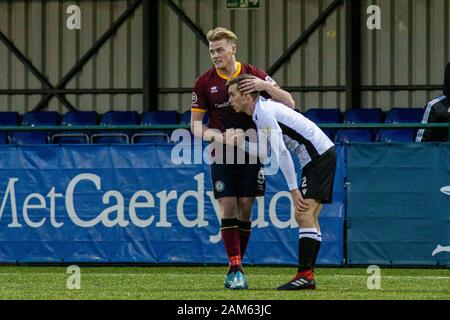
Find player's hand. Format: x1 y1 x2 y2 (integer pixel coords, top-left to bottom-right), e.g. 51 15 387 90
291 189 309 213
238 76 267 94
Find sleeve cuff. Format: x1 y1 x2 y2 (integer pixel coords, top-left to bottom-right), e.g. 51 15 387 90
191 108 207 113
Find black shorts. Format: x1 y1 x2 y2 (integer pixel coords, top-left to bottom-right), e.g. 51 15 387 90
210 163 265 199
300 147 337 204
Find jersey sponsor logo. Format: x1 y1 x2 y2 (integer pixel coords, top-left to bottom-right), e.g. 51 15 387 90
210 86 218 94
265 76 277 86
192 92 198 104
214 102 231 109
214 180 225 192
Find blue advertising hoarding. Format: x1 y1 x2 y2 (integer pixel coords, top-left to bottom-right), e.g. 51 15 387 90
347 143 450 266
0 144 345 265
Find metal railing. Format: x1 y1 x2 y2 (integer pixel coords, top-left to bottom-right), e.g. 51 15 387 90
0 123 449 141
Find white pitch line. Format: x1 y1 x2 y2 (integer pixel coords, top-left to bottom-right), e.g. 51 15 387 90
329 274 450 279
0 273 449 280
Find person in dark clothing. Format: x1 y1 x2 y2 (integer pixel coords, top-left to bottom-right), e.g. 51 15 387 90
416 62 450 142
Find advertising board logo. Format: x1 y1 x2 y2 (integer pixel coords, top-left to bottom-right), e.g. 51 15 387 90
440 185 450 196
0 173 301 244
432 185 450 256
432 245 450 256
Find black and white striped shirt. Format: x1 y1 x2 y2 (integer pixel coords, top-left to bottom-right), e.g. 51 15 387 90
244 98 334 190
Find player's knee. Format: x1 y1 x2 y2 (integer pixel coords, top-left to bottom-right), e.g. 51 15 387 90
295 200 320 227
219 197 239 218
295 211 315 227
237 197 254 221
238 197 254 212
221 207 238 219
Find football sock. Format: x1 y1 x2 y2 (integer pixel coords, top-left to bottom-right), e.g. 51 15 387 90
237 219 252 259
221 218 241 274
298 227 320 273
295 269 314 281
312 229 322 267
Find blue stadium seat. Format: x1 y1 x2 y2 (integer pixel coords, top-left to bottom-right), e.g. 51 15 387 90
0 112 19 144
92 111 138 144
132 111 178 143
100 110 138 125
0 111 20 125
376 108 425 142
21 111 59 126
334 108 383 143
53 111 98 144
9 132 48 145
61 111 98 126
141 111 179 125
304 108 341 140
133 133 170 144
10 111 59 145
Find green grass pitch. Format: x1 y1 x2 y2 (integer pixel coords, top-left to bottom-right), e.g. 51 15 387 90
0 266 449 300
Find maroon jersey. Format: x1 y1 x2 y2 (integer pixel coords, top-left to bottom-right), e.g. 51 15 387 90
191 62 277 132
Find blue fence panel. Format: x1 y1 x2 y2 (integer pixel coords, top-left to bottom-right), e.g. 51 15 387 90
0 144 345 265
347 143 450 266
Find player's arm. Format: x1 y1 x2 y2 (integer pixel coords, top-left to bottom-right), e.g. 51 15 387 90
231 118 294 180
238 75 295 108
263 120 308 212
266 124 309 212
263 83 295 109
190 78 225 143
190 110 225 143
263 120 298 190
230 118 308 211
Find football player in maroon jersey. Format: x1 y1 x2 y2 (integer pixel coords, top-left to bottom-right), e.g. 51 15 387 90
190 27 294 290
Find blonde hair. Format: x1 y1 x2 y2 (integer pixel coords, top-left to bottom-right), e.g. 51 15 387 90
206 27 238 44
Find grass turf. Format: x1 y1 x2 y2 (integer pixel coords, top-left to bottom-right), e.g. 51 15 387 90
0 266 449 300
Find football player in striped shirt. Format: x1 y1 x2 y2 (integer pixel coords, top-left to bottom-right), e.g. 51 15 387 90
227 74 337 290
